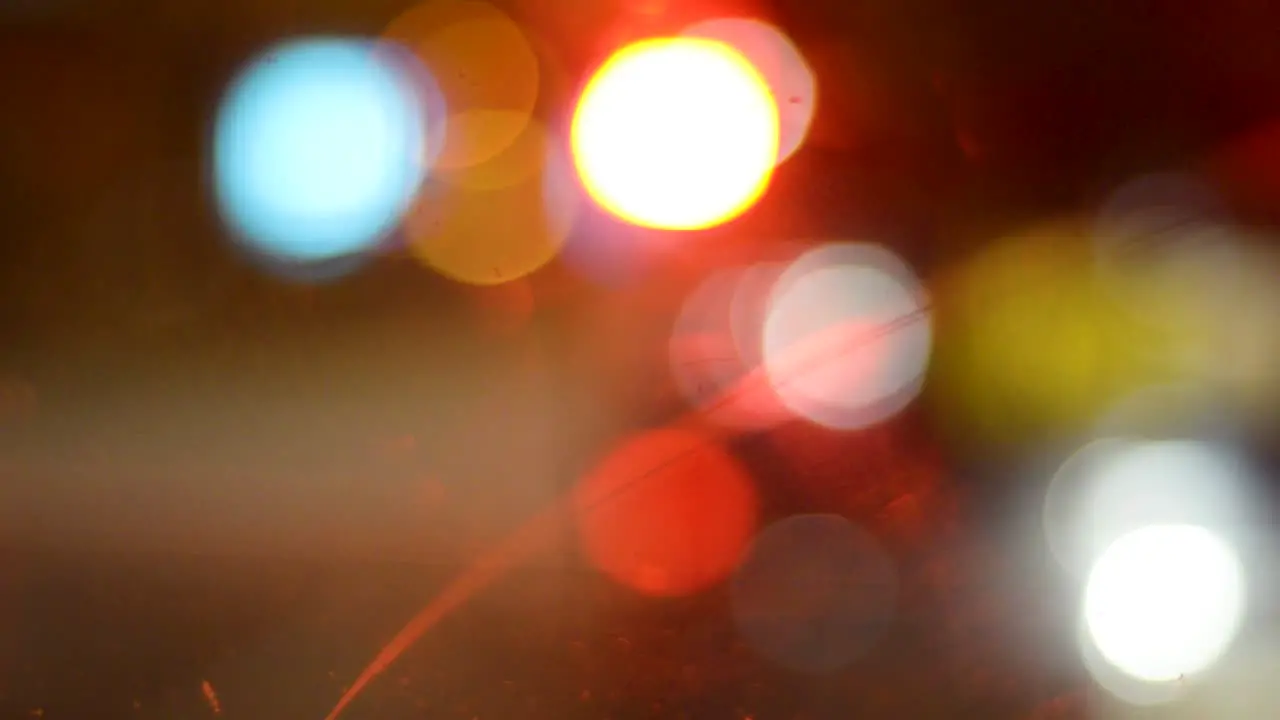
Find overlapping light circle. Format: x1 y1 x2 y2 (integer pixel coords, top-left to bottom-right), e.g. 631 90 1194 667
668 267 790 431
1042 437 1258 577
731 514 897 673
931 226 1173 442
761 243 932 430
404 119 578 285
383 0 540 173
680 18 815 164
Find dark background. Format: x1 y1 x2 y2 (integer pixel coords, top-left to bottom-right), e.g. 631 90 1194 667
1 0 1279 717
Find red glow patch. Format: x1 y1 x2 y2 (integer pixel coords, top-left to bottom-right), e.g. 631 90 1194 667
574 427 758 596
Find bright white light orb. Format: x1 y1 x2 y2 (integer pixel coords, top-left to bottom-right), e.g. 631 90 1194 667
570 37 779 231
680 18 816 164
1084 524 1245 683
1043 438 1257 577
761 243 931 430
213 38 429 263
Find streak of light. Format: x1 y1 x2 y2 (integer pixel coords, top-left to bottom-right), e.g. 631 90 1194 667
322 304 930 719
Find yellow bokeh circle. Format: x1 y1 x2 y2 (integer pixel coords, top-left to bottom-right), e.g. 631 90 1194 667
384 0 541 172
405 119 577 285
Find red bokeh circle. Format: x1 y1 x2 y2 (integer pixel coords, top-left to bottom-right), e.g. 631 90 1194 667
574 426 759 596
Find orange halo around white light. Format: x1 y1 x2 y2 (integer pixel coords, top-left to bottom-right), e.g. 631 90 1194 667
570 37 780 231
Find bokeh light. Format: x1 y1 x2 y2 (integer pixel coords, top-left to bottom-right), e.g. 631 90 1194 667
383 0 540 172
681 18 815 164
1093 173 1232 263
728 261 789 364
1086 177 1280 420
212 38 430 267
731 514 897 673
1149 240 1280 420
1077 616 1184 708
573 427 758 597
404 119 578 284
1083 524 1245 684
555 206 660 287
931 225 1174 444
1169 629 1280 718
571 37 780 230
668 267 790 432
761 243 932 431
1042 437 1259 578
1092 173 1244 324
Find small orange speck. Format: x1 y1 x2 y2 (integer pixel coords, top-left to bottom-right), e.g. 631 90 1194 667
201 679 222 714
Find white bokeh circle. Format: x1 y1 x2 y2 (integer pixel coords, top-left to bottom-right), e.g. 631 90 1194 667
761 243 931 430
1084 524 1245 683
